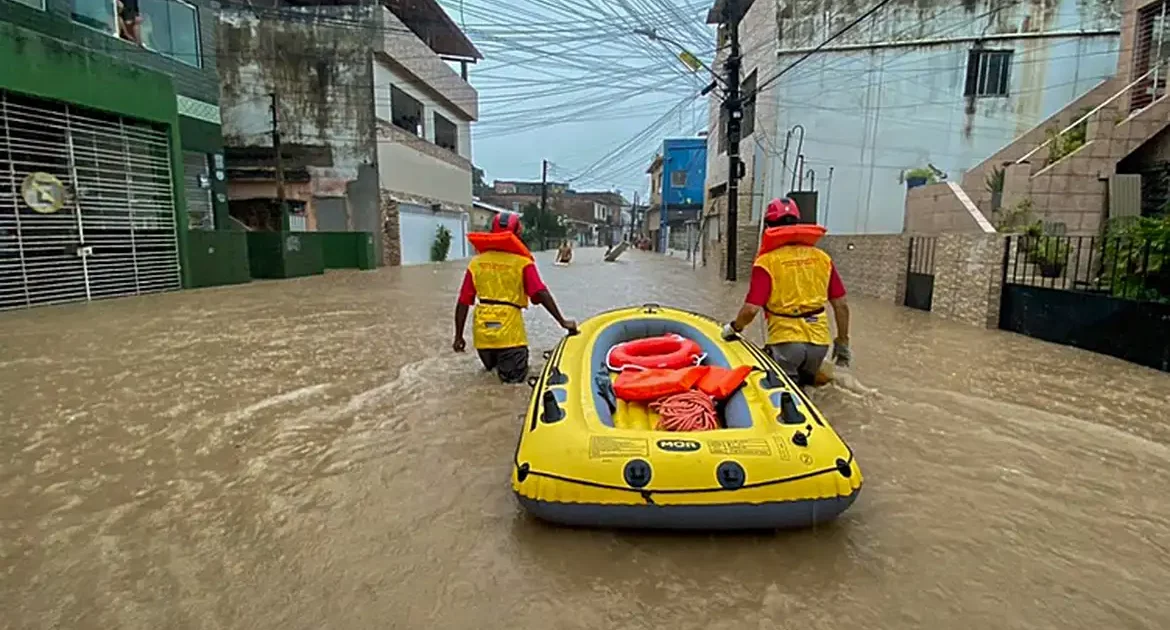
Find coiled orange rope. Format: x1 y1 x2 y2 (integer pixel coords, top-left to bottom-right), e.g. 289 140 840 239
650 391 720 432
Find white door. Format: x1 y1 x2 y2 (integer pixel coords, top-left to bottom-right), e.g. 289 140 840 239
398 204 468 265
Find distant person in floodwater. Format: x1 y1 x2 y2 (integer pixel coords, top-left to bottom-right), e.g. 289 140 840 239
721 197 851 387
453 213 578 383
556 240 572 264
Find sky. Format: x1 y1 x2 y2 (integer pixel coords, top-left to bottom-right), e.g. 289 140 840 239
437 0 716 202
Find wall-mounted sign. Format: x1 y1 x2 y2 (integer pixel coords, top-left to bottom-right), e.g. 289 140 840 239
215 169 225 181
213 153 225 169
21 172 67 214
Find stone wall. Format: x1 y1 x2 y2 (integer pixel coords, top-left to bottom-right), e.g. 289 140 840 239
931 234 1006 328
820 235 908 304
818 233 1006 329
380 190 402 267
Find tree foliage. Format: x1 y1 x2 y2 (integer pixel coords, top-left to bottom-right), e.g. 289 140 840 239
520 203 567 250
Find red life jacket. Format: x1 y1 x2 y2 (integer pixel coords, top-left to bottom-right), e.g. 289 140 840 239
467 232 534 260
757 224 827 257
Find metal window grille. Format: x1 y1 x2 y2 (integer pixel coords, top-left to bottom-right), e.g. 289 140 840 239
964 49 1012 97
183 151 214 230
0 90 181 311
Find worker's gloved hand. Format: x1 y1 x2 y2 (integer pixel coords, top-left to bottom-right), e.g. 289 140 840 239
832 340 852 367
721 323 739 341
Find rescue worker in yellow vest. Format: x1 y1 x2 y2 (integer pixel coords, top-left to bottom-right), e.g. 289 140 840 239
721 198 852 386
453 213 578 383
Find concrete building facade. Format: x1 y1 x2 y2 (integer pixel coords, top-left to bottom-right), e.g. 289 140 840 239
217 0 481 267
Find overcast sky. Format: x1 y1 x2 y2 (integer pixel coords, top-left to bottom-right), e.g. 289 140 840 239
440 0 714 200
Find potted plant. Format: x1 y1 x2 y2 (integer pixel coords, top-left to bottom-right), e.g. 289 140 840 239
1031 235 1069 278
904 167 937 190
985 166 1005 211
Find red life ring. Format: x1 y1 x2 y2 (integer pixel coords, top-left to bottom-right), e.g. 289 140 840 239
606 334 704 371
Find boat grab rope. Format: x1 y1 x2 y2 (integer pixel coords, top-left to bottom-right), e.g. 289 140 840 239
650 391 719 432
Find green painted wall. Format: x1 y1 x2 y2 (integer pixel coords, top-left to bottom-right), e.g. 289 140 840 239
0 21 194 288
247 232 325 279
320 232 377 270
188 231 252 288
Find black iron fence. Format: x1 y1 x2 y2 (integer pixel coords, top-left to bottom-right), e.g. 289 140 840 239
999 234 1170 371
904 236 937 311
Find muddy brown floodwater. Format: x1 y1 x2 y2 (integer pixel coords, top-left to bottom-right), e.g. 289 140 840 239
2 248 1169 629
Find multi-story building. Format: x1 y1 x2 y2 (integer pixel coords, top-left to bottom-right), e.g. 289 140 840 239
1 0 244 310
217 0 481 266
648 138 706 253
704 0 1126 277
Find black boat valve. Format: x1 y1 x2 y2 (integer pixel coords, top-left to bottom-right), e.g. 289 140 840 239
778 391 805 425
761 369 784 389
547 365 568 385
540 390 565 424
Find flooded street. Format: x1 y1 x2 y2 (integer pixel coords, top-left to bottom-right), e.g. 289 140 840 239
2 248 1169 630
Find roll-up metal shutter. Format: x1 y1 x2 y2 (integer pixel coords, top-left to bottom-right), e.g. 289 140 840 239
0 90 181 311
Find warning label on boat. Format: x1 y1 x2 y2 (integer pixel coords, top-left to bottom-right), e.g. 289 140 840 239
772 438 792 461
589 436 649 459
708 439 772 457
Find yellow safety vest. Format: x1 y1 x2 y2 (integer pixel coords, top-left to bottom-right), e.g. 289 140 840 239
468 250 531 349
755 245 833 346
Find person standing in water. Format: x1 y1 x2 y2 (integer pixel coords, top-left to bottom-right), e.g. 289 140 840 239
454 213 577 383
721 198 852 386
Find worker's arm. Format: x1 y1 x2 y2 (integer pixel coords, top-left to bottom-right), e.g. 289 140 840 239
722 267 769 338
731 303 761 333
525 265 577 333
829 296 849 343
453 270 475 352
827 264 851 365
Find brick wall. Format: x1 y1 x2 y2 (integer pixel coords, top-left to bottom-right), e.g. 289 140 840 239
904 183 991 234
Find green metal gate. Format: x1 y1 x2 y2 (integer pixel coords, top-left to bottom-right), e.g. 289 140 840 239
0 90 181 310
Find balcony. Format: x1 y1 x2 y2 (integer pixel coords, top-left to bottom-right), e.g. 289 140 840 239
377 6 478 121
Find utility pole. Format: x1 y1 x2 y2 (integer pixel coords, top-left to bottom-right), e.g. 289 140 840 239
270 91 286 230
632 190 639 241
723 0 743 282
539 159 549 250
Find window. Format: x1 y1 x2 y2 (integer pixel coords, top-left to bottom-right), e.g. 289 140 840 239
670 170 687 187
433 112 458 153
11 0 46 10
72 0 200 66
73 0 117 34
965 49 1012 97
390 85 424 138
140 0 201 67
741 70 757 137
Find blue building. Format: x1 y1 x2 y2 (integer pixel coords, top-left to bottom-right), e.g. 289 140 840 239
648 138 706 252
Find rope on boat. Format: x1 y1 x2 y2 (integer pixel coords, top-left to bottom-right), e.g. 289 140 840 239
650 391 719 432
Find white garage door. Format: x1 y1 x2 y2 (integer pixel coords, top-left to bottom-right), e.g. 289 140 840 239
398 204 469 266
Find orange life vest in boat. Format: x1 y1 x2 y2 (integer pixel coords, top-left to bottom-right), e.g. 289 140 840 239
467 231 534 260
613 367 705 403
695 365 753 400
757 224 827 256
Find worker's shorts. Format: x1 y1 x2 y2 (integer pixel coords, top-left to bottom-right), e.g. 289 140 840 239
477 346 529 384
765 342 829 387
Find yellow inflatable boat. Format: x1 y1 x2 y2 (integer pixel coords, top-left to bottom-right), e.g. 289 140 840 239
512 304 862 530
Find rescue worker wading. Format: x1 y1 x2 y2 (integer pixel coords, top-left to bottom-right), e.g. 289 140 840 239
721 198 852 386
453 213 578 383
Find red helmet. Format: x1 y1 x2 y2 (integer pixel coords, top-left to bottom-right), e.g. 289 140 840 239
492 212 522 235
765 197 800 223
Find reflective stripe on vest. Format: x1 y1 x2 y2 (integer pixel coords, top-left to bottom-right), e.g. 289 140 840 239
468 251 531 350
755 246 833 346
